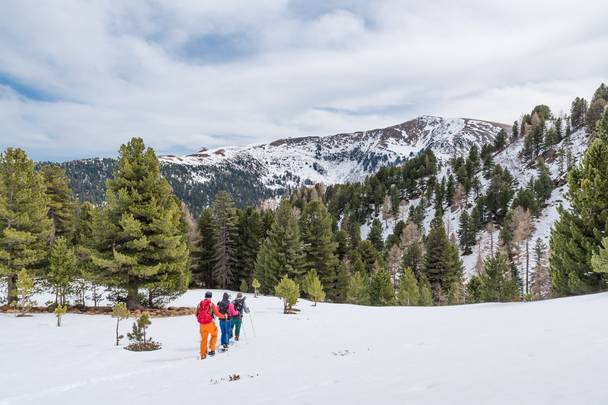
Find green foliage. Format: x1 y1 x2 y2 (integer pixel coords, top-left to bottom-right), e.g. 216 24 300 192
12 269 35 315
479 255 520 302
112 302 130 345
550 133 608 295
48 236 78 306
591 237 608 274
397 267 419 306
128 313 152 344
369 267 394 306
40 164 76 241
54 304 67 327
300 200 338 299
235 207 264 289
193 208 216 287
423 217 463 302
254 200 304 293
211 191 239 288
0 148 52 304
302 270 325 305
251 278 261 297
88 138 190 309
346 271 370 305
484 165 514 222
465 276 483 303
418 274 433 306
458 211 476 255
367 219 384 252
239 279 249 293
570 97 588 129
274 275 299 313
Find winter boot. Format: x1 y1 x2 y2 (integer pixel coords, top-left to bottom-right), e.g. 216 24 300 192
208 351 216 357
235 336 239 341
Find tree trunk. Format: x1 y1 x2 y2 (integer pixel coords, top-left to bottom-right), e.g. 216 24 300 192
525 239 530 295
127 282 142 310
7 274 16 305
116 319 120 346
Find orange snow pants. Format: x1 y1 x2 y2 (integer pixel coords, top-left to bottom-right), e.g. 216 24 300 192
200 322 218 358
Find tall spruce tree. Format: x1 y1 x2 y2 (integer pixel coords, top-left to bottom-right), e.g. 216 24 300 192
300 200 339 300
235 207 263 288
211 191 239 289
367 218 384 252
550 110 608 295
0 148 52 304
194 208 216 287
480 254 519 302
48 236 78 306
423 217 451 300
397 267 419 305
40 165 76 242
254 200 304 293
89 138 189 309
369 267 394 306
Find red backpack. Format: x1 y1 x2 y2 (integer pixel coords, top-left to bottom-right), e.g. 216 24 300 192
197 299 214 324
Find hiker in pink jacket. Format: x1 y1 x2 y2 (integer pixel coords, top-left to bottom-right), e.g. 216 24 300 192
217 292 239 350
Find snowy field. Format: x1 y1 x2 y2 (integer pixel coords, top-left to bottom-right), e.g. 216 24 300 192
1 290 607 405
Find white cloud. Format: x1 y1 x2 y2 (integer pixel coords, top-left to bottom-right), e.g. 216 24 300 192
0 0 607 160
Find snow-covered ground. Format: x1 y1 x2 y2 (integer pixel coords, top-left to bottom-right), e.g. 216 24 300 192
1 290 607 405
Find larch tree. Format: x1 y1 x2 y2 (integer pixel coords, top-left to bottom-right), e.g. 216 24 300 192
531 238 551 299
0 148 52 304
511 207 535 295
89 138 190 309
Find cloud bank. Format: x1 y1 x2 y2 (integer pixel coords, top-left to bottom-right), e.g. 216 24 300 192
1 0 607 160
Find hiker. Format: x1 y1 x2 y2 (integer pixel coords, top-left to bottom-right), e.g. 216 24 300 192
196 291 226 360
231 293 250 341
217 292 239 350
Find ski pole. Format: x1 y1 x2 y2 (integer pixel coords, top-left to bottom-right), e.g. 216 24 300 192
249 309 257 338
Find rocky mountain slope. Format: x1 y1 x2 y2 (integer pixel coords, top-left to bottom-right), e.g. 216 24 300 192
58 116 508 214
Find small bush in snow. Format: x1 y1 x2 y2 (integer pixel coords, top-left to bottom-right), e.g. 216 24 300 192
112 303 130 346
54 305 67 327
125 313 161 351
274 275 299 314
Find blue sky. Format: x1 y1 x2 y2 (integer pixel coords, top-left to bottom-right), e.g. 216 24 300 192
0 0 607 161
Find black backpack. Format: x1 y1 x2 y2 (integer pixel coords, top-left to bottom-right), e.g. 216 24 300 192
233 298 244 313
217 299 229 315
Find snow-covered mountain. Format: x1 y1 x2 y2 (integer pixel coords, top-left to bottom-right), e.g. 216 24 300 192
160 115 509 192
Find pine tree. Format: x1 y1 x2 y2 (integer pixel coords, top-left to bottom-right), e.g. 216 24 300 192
0 148 52 304
181 203 202 287
334 259 350 303
418 274 433 306
254 200 304 293
236 207 265 283
274 275 299 314
369 267 394 306
591 237 608 274
367 218 384 252
13 269 35 315
239 279 249 293
485 165 514 222
494 129 507 150
533 160 553 207
550 117 608 295
112 302 130 346
347 271 370 305
211 191 239 289
251 278 261 297
194 208 216 287
397 267 419 305
458 211 475 255
48 236 78 306
480 254 519 302
466 276 483 303
40 164 76 242
302 270 325 306
423 217 451 300
358 240 381 274
89 138 190 309
570 97 588 129
300 200 338 299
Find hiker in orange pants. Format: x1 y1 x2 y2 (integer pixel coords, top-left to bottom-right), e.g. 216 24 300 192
196 291 226 359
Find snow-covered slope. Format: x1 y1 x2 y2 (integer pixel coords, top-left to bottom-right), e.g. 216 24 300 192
1 289 607 405
160 116 508 190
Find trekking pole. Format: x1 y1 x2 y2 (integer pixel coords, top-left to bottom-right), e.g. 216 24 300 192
249 309 257 338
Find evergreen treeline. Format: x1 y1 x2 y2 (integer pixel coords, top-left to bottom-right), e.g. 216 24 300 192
3 83 607 309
